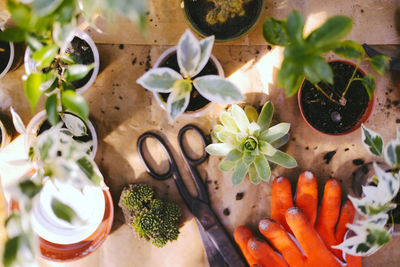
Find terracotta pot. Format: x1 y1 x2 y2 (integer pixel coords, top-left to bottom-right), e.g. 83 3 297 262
24 29 100 94
25 110 98 158
152 46 224 118
298 59 374 136
181 0 265 42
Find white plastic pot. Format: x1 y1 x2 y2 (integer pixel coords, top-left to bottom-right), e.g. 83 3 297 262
152 46 225 118
24 29 100 94
0 41 14 79
25 110 98 158
31 178 105 245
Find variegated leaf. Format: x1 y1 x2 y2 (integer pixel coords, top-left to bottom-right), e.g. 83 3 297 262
192 35 215 77
361 124 383 157
166 79 192 120
137 67 182 92
193 75 244 103
62 114 87 137
177 30 201 78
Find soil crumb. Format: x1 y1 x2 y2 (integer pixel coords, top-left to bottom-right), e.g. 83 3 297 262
323 150 337 164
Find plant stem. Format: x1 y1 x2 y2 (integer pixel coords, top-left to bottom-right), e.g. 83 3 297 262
314 83 342 105
341 60 360 101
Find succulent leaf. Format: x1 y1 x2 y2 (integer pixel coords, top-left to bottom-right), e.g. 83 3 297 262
220 111 239 132
193 35 215 77
177 29 201 78
254 155 271 181
166 79 192 120
249 164 261 184
206 143 233 156
231 104 250 133
193 75 244 103
137 67 182 93
232 160 249 185
259 123 291 143
266 150 297 168
245 106 258 122
257 101 274 131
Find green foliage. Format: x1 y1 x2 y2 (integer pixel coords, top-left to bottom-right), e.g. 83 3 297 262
51 198 78 224
120 184 181 247
206 102 296 185
262 10 389 102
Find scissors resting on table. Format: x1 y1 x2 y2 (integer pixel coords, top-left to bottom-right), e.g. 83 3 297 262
137 124 246 267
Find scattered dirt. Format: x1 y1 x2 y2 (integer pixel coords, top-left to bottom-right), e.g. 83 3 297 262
352 159 365 166
323 150 337 164
236 192 244 200
223 208 230 216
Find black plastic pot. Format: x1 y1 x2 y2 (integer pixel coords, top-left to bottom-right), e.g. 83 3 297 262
181 0 265 42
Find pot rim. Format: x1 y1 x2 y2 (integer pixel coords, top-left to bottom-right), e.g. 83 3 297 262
24 29 100 95
180 0 266 43
0 41 14 79
25 110 98 158
152 46 225 118
297 59 375 136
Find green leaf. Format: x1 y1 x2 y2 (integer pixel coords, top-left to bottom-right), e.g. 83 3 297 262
362 74 375 100
361 124 383 156
225 149 243 162
243 152 256 165
249 164 261 184
33 0 64 17
137 67 182 93
38 138 53 160
77 157 102 186
277 59 304 97
24 73 42 112
206 143 232 156
62 90 89 121
167 79 192 120
385 140 400 167
259 140 277 156
193 75 244 103
257 101 274 131
259 123 290 143
244 106 258 122
220 112 239 132
304 55 333 84
51 198 77 223
18 179 42 198
232 160 249 185
307 16 353 50
254 155 271 181
370 55 390 76
64 64 94 82
219 159 236 171
286 10 305 43
265 150 297 168
333 40 365 59
45 94 59 126
6 0 31 28
32 44 59 70
263 17 289 46
3 236 21 267
0 27 26 42
10 107 26 134
231 105 250 133
55 0 75 23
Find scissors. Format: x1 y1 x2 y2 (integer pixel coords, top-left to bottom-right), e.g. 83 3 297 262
137 124 246 267
362 43 400 71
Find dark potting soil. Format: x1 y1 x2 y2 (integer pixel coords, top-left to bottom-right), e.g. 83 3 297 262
183 0 263 41
66 37 95 89
37 116 93 144
392 193 400 224
0 41 11 74
159 51 218 112
300 61 369 134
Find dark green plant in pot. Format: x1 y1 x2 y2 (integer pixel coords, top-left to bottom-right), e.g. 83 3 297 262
262 10 389 102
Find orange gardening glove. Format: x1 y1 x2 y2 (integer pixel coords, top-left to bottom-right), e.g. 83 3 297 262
234 171 361 267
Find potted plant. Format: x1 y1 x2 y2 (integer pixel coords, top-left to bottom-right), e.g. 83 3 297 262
335 125 400 256
181 0 265 42
262 10 390 135
24 110 98 157
137 29 244 121
0 0 150 125
206 101 297 185
2 111 112 265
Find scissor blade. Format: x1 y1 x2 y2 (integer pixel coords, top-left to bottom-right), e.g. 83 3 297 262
197 221 227 267
362 43 400 71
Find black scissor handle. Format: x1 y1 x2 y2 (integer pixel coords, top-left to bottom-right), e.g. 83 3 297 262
178 124 209 165
137 132 175 180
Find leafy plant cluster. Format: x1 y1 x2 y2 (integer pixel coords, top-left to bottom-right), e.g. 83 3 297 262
0 0 149 126
262 10 389 103
3 109 103 267
334 125 400 256
206 102 297 185
205 0 252 25
119 184 182 248
137 29 244 120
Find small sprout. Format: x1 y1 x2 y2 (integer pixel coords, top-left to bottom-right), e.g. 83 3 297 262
206 102 296 185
